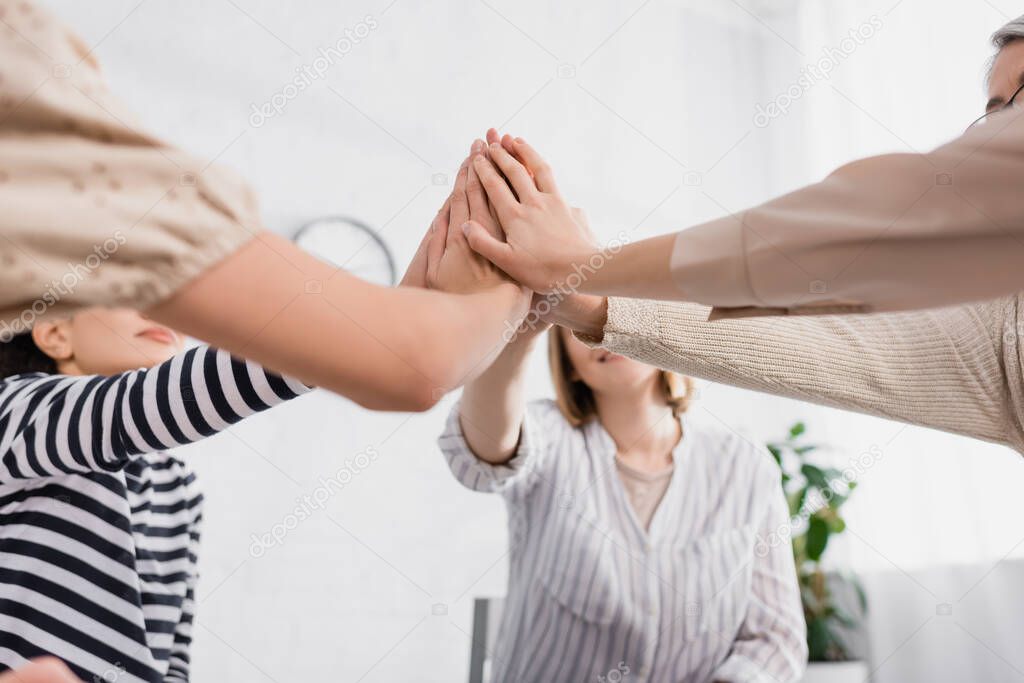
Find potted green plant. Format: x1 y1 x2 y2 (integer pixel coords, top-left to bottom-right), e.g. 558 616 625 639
767 423 870 683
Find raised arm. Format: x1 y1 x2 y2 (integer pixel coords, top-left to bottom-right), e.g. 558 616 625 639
547 293 1024 453
149 230 527 413
0 345 309 481
436 154 557 500
459 323 542 465
0 9 526 414
456 159 546 463
148 138 532 413
148 144 528 413
465 118 1024 316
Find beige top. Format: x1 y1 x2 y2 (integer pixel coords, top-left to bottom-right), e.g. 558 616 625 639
615 456 674 531
0 1 258 337
584 294 1024 454
671 107 1024 318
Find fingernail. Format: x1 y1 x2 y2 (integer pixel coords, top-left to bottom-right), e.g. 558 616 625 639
461 222 472 235
514 137 525 144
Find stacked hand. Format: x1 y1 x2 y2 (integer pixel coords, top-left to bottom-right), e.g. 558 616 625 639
401 129 607 341
462 131 601 295
402 139 521 295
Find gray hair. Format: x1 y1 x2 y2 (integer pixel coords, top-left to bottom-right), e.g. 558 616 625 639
992 15 1024 50
987 15 1024 81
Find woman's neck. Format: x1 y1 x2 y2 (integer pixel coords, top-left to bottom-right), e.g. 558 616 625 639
594 380 680 471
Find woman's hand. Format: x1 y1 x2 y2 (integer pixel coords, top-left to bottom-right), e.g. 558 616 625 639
426 144 526 299
470 131 607 342
398 199 446 288
462 134 600 294
511 209 603 341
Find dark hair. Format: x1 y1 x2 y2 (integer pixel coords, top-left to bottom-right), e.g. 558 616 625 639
0 332 57 378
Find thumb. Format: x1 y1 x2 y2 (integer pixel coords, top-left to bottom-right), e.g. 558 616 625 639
462 220 514 271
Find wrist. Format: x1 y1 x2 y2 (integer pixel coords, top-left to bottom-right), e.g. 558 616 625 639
546 294 607 340
560 245 603 292
576 233 680 299
504 327 545 359
490 281 531 318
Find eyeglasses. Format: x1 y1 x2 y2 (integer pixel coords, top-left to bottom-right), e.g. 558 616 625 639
968 81 1024 130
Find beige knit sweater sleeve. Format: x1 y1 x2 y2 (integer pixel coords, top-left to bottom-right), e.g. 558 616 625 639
588 295 1024 453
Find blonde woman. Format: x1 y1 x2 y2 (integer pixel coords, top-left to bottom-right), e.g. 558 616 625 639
439 313 807 679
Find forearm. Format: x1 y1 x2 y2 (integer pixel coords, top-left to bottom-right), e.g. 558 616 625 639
559 294 1019 450
570 110 1024 314
663 112 1024 314
575 233 683 301
415 284 529 393
149 233 526 412
459 334 538 464
542 290 608 339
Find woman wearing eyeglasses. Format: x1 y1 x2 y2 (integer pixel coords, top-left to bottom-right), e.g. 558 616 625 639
458 16 1024 456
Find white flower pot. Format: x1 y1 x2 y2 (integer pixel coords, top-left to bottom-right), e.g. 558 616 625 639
801 661 870 683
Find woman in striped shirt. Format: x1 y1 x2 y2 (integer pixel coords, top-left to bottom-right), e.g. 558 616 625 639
439 240 807 681
0 308 309 681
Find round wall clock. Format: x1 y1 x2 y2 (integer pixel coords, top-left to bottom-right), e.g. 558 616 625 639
293 216 397 287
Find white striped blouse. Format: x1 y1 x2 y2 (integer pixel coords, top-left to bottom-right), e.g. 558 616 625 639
440 399 807 683
0 346 309 682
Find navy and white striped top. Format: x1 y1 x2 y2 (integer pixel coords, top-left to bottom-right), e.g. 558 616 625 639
440 399 807 683
0 346 308 682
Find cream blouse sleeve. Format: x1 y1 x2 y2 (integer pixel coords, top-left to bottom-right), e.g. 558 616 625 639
0 0 261 338
669 108 1024 318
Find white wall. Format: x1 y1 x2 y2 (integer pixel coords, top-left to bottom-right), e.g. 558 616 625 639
41 1 1024 681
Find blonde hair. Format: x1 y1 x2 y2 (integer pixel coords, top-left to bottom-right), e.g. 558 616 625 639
547 327 693 427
